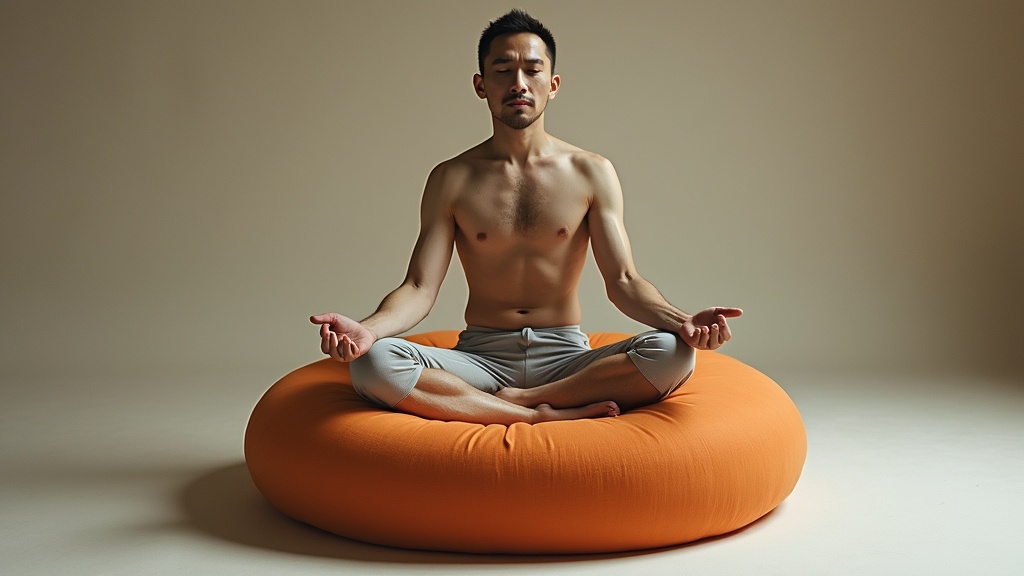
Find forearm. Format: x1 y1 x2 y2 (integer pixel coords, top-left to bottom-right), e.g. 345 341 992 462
359 283 436 340
607 276 691 333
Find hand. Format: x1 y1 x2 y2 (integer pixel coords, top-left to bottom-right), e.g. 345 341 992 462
309 313 378 362
679 307 743 351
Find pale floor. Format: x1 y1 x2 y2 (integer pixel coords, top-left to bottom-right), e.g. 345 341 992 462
2 365 1022 576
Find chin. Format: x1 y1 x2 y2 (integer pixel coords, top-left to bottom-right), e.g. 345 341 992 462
498 111 541 130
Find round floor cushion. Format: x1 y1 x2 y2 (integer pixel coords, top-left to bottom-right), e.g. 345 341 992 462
245 331 806 554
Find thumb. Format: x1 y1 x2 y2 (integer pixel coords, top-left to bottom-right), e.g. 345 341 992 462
678 325 698 346
309 313 334 324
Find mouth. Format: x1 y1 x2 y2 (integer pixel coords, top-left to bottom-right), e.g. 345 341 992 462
506 99 532 107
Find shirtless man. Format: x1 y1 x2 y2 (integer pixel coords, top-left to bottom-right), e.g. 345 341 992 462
311 9 741 425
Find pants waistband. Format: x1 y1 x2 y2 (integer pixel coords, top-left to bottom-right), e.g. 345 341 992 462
463 324 583 335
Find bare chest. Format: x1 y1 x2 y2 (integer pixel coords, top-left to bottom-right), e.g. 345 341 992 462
454 174 590 245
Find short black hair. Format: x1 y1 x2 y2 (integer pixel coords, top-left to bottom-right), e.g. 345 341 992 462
477 9 556 76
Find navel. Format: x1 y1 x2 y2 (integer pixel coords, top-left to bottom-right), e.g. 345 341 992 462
477 232 487 241
517 310 528 315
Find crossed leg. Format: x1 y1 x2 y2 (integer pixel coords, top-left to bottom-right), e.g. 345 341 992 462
353 331 692 424
496 353 669 412
393 368 620 425
497 330 696 412
395 349 689 424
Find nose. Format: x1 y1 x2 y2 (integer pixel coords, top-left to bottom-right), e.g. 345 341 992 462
510 70 528 93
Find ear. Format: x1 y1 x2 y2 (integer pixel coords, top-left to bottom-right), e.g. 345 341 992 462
548 74 561 99
472 73 486 99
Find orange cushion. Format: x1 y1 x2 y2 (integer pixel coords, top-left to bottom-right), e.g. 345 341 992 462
244 331 806 554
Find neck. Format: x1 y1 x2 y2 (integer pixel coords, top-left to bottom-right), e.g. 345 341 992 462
489 116 552 164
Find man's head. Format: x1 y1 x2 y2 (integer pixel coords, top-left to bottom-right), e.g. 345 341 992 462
474 10 560 131
477 9 556 77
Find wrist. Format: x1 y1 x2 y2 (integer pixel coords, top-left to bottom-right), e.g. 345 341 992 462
662 310 691 331
360 321 381 343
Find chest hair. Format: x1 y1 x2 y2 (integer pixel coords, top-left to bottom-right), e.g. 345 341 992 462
508 176 544 235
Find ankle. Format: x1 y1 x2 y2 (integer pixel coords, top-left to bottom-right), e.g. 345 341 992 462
531 403 559 424
496 386 538 408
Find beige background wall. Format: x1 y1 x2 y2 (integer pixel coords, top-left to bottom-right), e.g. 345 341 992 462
2 0 1021 381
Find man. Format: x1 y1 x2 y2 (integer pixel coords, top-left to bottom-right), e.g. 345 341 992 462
311 9 741 425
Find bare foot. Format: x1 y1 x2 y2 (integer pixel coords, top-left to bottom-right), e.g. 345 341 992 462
534 401 619 423
495 386 535 407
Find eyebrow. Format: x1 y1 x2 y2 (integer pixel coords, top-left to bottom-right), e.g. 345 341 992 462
490 57 545 67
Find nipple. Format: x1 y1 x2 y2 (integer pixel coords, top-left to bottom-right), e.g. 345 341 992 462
477 232 487 241
557 227 569 238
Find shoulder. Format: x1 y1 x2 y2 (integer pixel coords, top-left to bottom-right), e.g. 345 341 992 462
571 151 616 179
423 155 474 201
547 140 617 185
427 157 465 184
428 144 490 188
557 146 621 203
419 150 485 218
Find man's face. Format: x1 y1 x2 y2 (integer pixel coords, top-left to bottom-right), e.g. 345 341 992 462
473 33 560 130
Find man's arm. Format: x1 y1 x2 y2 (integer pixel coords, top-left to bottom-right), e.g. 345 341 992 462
311 162 457 361
360 163 457 337
585 156 740 350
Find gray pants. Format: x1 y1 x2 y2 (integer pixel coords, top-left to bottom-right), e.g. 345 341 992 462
349 326 696 408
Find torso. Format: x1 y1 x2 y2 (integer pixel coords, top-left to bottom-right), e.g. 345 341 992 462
445 138 599 329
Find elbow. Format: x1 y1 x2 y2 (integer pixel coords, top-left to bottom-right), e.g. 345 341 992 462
605 271 637 305
408 280 441 308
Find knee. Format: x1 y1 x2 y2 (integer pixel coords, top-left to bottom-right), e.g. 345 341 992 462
630 331 696 396
349 338 420 408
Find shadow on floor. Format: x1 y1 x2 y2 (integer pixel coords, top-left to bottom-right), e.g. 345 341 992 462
179 462 777 564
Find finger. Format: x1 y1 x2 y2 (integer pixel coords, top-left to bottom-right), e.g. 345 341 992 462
716 307 743 318
345 335 358 360
709 323 721 349
310 313 331 324
337 334 348 361
698 326 710 349
339 335 353 361
677 322 695 346
329 332 342 361
718 314 733 342
320 324 331 355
